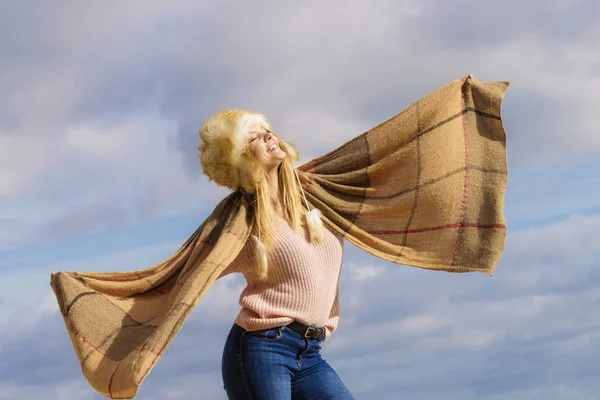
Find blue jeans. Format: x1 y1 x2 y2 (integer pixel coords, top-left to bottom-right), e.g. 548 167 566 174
222 323 355 399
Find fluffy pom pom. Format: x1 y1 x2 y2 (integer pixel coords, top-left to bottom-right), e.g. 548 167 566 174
252 235 268 280
306 208 325 243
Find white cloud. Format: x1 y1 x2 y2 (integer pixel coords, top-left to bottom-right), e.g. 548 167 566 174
508 214 600 263
38 292 60 315
0 381 96 400
471 37 600 161
64 123 149 158
0 136 59 196
0 114 221 248
348 262 385 280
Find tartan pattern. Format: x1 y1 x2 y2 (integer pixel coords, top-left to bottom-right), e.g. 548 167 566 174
298 77 509 272
50 76 509 398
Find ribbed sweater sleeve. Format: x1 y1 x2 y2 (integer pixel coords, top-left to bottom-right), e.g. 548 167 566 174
217 241 251 279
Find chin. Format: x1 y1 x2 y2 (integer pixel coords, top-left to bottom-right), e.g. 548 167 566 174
272 150 287 161
275 155 286 167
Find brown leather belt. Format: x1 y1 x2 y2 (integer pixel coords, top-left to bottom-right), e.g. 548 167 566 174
287 320 325 341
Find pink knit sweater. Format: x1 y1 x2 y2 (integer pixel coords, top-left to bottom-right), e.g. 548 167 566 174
218 215 344 339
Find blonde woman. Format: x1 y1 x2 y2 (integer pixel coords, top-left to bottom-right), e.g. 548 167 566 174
198 110 354 399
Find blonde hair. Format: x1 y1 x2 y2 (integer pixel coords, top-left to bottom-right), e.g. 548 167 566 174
198 109 324 280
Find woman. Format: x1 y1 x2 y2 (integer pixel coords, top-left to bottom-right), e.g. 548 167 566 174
198 109 355 399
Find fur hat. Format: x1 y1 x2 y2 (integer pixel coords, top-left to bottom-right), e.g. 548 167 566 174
198 110 270 193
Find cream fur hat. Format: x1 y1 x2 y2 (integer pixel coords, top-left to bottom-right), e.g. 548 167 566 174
198 109 272 193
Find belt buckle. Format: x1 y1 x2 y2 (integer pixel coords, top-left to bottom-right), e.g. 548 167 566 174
304 327 317 339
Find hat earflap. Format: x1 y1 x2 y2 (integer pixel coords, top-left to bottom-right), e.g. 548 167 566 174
293 168 324 243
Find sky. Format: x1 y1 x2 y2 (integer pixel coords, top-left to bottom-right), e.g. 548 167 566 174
1 0 599 399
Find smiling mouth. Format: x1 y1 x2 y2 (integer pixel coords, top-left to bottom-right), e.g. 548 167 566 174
267 143 278 152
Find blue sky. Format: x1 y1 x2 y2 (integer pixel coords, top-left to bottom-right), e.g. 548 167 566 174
1 1 599 399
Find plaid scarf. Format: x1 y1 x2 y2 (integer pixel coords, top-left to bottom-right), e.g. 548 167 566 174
50 76 509 399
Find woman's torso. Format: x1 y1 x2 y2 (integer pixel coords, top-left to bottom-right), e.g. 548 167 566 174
227 216 344 332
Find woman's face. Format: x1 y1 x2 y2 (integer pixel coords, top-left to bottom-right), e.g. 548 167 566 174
246 123 287 171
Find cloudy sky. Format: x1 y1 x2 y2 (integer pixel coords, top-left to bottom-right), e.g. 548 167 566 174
1 0 599 399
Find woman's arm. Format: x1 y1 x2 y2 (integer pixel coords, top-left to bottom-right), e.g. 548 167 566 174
217 242 250 279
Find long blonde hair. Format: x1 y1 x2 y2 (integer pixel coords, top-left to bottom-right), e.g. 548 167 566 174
246 137 308 244
198 109 324 280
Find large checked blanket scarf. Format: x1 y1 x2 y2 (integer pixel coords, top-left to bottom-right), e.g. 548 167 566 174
50 76 510 399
